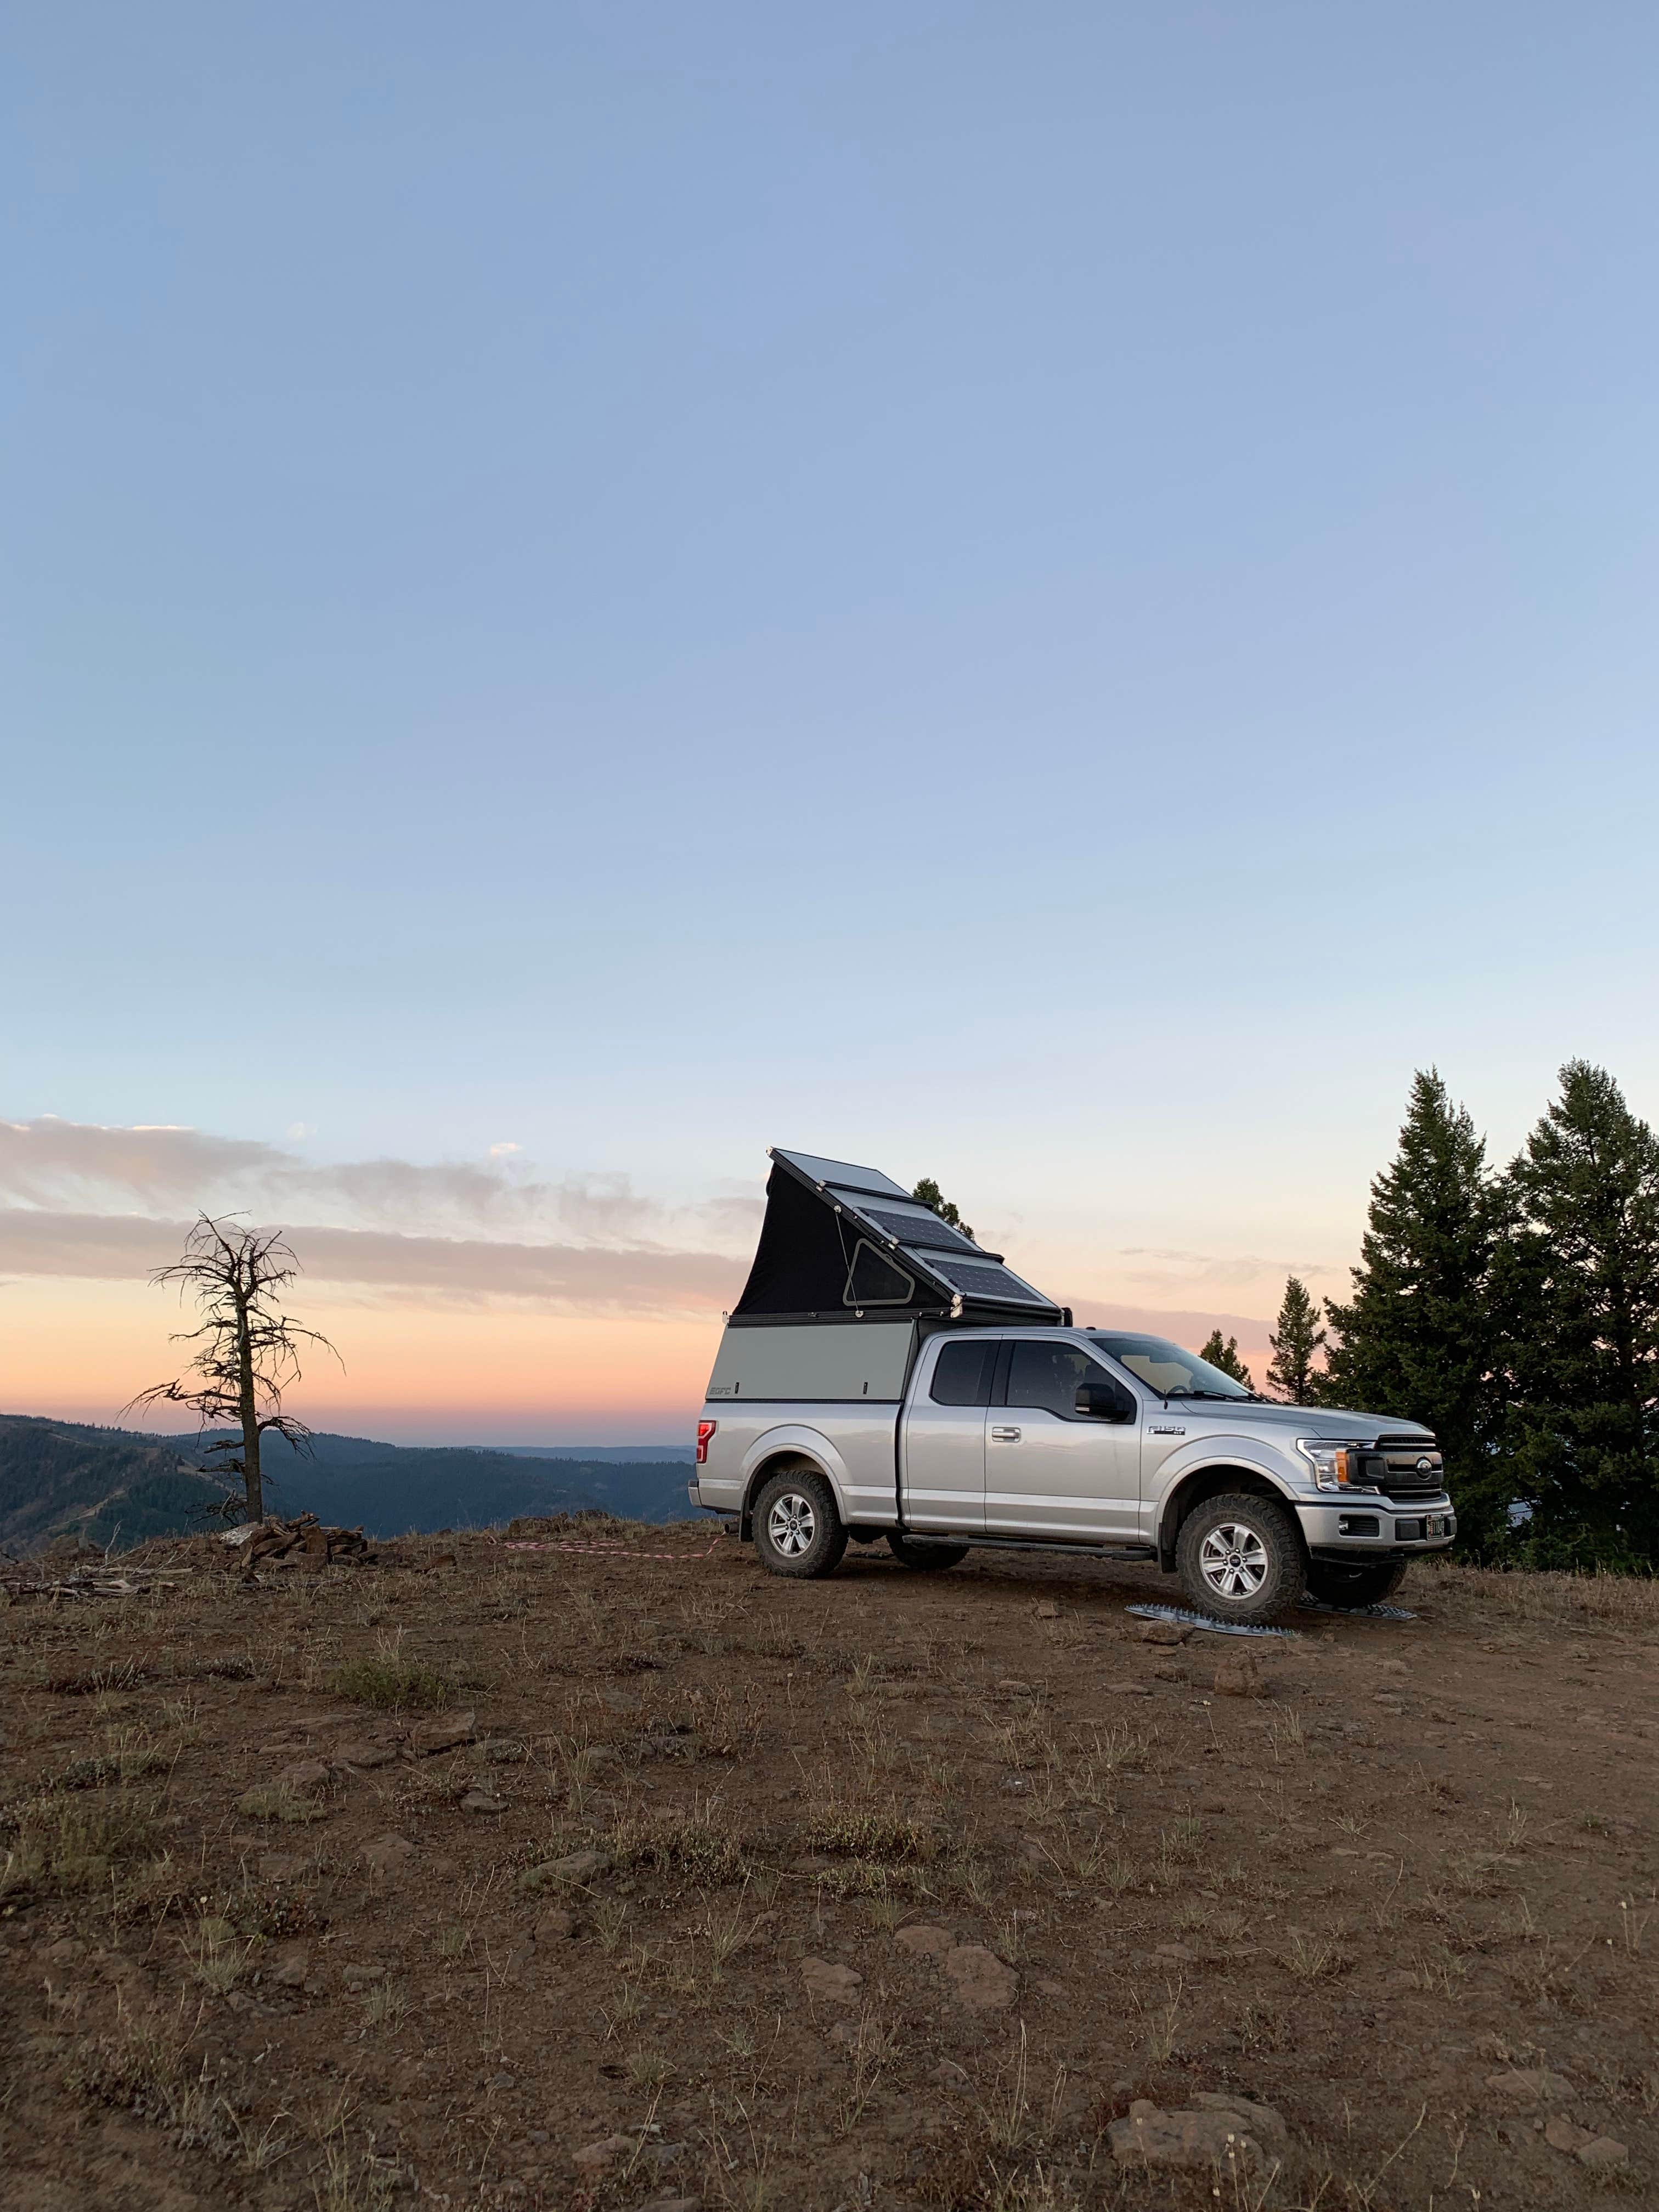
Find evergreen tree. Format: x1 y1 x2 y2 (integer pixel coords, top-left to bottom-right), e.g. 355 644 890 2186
1322 1070 1509 1552
912 1177 974 1244
1266 1276 1327 1403
1198 1330 1255 1389
1498 1062 1659 1567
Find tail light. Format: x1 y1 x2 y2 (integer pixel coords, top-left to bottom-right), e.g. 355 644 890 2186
696 1420 716 1465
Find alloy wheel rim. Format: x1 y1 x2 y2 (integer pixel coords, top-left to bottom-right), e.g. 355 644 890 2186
1199 1522 1269 1598
768 1493 816 1557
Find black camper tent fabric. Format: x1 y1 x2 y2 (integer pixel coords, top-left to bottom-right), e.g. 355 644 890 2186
730 1167 881 1320
730 1154 1063 1325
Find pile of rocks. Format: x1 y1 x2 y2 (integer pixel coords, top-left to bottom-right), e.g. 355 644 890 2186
223 1513 372 1574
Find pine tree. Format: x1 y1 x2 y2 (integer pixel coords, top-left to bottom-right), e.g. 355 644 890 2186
1266 1276 1327 1403
1198 1330 1254 1389
912 1177 974 1244
1498 1062 1659 1567
1322 1070 1509 1552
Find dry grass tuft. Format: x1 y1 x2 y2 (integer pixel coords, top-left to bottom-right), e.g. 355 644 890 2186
616 1805 749 1886
236 1783 328 1824
70 2015 248 2162
2 1791 165 1899
331 1655 456 1709
805 1805 938 1861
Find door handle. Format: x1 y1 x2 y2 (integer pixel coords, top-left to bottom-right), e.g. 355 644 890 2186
990 1425 1021 1443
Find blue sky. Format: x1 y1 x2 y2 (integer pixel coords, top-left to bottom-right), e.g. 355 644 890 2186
4 4 1658 1434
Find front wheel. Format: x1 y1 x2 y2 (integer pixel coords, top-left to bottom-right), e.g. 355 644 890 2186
1305 1558 1409 1609
887 1532 969 1571
1176 1492 1305 1623
752 1469 847 1581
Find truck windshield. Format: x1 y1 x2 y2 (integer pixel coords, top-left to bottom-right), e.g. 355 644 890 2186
1088 1333 1257 1399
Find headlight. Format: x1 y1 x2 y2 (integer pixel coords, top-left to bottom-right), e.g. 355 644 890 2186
1295 1438 1369 1493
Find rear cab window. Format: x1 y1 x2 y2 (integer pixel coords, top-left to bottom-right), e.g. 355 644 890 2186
929 1340 999 1407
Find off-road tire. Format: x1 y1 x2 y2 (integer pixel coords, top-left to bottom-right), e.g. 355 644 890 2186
752 1469 847 1581
886 1532 969 1571
1305 1558 1410 1610
1176 1491 1305 1623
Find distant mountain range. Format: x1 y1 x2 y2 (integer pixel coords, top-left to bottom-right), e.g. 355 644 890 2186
0 1417 228 1553
475 1443 695 1463
0 1414 698 1553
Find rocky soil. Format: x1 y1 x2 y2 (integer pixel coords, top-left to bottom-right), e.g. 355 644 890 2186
1 1522 1655 2209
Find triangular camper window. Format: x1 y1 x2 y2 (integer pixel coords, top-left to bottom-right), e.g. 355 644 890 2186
844 1239 915 1307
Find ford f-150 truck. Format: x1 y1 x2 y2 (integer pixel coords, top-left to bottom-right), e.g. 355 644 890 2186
691 1149 1455 1622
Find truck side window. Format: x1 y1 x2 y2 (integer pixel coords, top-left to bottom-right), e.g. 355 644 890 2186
1006 1341 1128 1419
930 1340 997 1407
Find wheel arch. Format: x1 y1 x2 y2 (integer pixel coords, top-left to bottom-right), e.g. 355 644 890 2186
1156 1462 1306 1573
737 1430 848 1541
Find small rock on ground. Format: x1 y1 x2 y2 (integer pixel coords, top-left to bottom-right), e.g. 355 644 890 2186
1109 2094 1286 2170
1485 2068 1575 2103
362 1833 416 1874
334 1741 397 1769
800 1958 864 2003
572 2134 635 2170
1544 2116 1627 2165
410 1709 477 1755
276 1759 332 1793
518 1849 608 1892
895 1925 953 1954
943 1944 1018 2009
271 1943 309 1987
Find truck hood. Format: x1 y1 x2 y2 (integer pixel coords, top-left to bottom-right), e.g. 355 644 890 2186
1156 1399 1433 1444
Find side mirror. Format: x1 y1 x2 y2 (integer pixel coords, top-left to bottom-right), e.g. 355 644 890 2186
1075 1381 1133 1423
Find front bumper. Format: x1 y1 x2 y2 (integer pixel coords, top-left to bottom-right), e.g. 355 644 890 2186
1295 1494 1455 1555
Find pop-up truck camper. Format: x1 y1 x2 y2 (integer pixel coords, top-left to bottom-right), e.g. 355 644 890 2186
691 1149 1455 1622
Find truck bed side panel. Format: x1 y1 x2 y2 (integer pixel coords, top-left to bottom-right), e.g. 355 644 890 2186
698 1404 900 1526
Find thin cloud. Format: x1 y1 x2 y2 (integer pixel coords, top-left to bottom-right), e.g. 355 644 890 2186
0 1116 760 1254
0 1209 744 1318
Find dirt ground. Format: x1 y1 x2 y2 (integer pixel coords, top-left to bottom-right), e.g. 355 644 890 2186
1 1523 1655 2212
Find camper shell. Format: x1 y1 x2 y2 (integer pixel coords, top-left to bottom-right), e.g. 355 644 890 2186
706 1146 1067 1409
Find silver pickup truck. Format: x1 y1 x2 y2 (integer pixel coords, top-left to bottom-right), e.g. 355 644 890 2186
691 1149 1455 1622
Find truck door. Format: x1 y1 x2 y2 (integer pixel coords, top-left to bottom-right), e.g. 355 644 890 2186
987 1340 1141 1541
899 1337 998 1532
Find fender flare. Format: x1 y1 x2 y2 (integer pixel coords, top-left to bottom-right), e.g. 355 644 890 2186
737 1425 853 1537
1150 1439 1308 1569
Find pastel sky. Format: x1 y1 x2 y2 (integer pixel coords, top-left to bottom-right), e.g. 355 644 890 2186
5 5 1658 1442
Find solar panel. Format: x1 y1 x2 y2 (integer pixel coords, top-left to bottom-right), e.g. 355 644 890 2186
926 1257 1053 1305
856 1205 978 1253
774 1150 910 1198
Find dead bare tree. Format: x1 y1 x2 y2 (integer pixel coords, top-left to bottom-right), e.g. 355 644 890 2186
126 1215 341 1522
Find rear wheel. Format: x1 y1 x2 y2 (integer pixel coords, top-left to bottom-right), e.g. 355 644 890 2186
1176 1492 1305 1623
1305 1558 1409 1609
886 1532 969 1571
752 1469 847 1581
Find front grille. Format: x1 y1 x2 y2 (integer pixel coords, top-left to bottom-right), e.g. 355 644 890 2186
1368 1435 1443 1494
